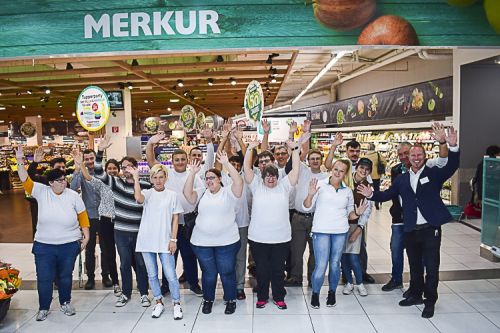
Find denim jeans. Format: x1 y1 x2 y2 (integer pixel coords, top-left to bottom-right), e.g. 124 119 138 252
114 229 149 298
390 224 405 284
32 241 80 310
191 241 240 302
142 252 180 303
311 232 347 294
341 253 363 285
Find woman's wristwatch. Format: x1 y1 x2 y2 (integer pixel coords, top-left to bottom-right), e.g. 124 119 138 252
170 238 177 243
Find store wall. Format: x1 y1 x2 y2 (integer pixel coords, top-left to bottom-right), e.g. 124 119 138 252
337 56 452 100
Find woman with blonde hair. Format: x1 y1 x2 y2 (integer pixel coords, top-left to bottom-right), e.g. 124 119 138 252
303 159 367 309
130 163 184 320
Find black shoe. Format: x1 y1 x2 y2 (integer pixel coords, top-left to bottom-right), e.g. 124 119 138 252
160 284 170 296
190 284 203 297
382 279 403 292
403 288 412 299
202 300 213 314
84 279 95 290
399 296 424 307
237 290 246 300
284 278 302 287
224 300 236 314
326 290 336 307
375 203 380 210
310 293 320 309
421 304 435 318
363 273 375 284
102 275 113 288
178 273 186 283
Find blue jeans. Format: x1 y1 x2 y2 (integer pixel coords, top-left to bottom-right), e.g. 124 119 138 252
311 232 347 294
390 224 405 284
114 229 149 298
341 253 363 285
142 252 180 303
32 241 80 310
191 241 240 302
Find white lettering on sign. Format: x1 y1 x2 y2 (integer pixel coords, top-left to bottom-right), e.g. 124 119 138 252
84 10 221 39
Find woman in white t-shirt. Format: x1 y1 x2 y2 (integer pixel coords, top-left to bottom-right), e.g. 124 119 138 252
183 151 243 315
243 140 300 311
303 159 368 310
130 164 184 320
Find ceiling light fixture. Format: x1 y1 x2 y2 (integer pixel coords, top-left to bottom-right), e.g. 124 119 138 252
269 75 277 84
271 67 278 77
118 82 125 90
37 114 41 118
27 90 32 94
183 90 190 97
44 88 51 94
66 62 73 70
0 107 5 111
266 53 280 65
57 100 62 105
167 107 172 112
144 99 149 103
127 82 134 90
216 55 224 62
230 78 237 86
21 105 26 109
208 78 214 86
292 51 348 104
177 79 184 87
131 59 139 66
265 104 292 113
72 112 76 116
170 98 180 103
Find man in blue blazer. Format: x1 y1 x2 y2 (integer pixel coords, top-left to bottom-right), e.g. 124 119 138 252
358 126 459 319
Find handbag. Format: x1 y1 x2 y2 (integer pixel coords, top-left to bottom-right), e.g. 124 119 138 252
377 152 386 175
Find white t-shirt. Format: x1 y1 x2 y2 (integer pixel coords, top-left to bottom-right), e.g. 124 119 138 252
248 175 293 244
222 171 250 228
294 163 329 213
165 169 205 224
303 178 354 234
190 186 240 247
135 188 184 253
32 182 86 245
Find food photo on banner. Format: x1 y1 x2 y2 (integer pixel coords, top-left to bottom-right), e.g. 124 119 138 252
180 105 197 132
244 80 264 124
76 85 111 132
310 77 452 128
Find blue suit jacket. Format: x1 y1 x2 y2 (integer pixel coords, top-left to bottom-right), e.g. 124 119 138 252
370 150 459 232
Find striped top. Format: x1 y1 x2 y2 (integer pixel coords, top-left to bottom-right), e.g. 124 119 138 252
94 151 151 232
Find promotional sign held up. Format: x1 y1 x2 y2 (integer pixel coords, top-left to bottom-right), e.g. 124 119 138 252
76 86 110 132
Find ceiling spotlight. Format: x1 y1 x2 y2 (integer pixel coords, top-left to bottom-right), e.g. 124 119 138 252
266 53 280 65
208 78 214 86
44 88 51 94
230 78 237 86
21 105 26 109
57 100 62 105
127 82 133 90
167 107 172 112
118 82 125 90
72 112 76 116
59 113 64 118
58 105 63 108
66 62 73 70
183 90 190 97
0 92 2 96
189 94 195 100
16 92 21 96
170 98 180 103
216 55 224 62
131 59 139 66
37 114 41 118
40 97 45 102
177 79 184 87
271 67 278 77
27 90 32 95
271 77 277 84
144 99 149 103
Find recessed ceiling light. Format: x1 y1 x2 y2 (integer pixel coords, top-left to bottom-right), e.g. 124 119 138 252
167 107 172 111
21 105 26 109
72 112 76 116
230 78 237 86
177 79 184 87
45 88 51 94
37 114 41 118
27 90 32 94
0 107 5 111
208 78 214 86
170 98 180 103
144 99 149 103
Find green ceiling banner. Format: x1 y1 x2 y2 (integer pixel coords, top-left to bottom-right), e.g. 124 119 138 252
0 0 499 58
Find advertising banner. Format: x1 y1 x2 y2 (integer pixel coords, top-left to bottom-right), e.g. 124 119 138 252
244 80 264 124
180 105 197 132
76 86 111 132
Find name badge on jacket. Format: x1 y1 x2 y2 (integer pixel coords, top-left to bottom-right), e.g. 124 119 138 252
420 177 430 185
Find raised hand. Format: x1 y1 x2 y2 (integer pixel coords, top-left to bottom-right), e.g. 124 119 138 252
286 139 299 150
127 165 140 180
298 131 311 145
72 149 83 168
221 127 230 139
148 131 166 145
247 140 260 150
216 151 229 165
354 198 369 216
14 145 24 161
357 183 373 198
201 125 213 140
98 135 112 151
302 119 311 133
308 178 319 196
33 147 45 163
261 119 271 134
233 128 243 140
445 126 458 147
430 122 446 143
332 132 343 147
188 159 201 174
289 121 298 135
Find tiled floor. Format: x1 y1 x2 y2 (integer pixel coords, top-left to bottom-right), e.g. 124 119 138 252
1 205 500 332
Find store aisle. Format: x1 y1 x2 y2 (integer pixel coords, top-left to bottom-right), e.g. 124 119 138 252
0 190 32 243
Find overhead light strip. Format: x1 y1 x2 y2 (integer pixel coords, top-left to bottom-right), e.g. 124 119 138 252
292 51 348 105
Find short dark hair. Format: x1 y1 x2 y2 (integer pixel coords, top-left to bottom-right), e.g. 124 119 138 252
190 146 203 155
346 140 361 150
49 157 66 168
486 145 500 158
172 149 188 159
262 164 279 180
258 150 275 162
229 155 243 165
205 168 222 179
82 149 96 157
105 159 120 172
357 157 373 171
46 168 66 183
120 156 138 167
307 149 323 160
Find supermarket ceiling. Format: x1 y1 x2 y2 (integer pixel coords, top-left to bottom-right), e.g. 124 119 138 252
0 48 451 123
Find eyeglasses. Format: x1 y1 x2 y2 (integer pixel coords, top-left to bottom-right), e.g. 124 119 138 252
53 178 67 183
264 174 277 179
259 159 271 164
205 176 217 181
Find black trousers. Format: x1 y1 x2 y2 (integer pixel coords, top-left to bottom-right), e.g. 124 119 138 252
98 217 119 284
85 218 108 280
360 229 368 274
284 209 295 277
404 226 441 306
249 240 290 302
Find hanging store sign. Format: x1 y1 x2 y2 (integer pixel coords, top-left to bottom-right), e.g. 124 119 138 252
76 86 111 132
244 80 264 124
180 105 197 132
309 77 453 128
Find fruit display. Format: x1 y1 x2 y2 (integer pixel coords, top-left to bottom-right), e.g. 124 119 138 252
0 262 21 300
313 0 376 31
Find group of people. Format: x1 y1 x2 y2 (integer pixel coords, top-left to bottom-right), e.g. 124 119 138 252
18 119 459 322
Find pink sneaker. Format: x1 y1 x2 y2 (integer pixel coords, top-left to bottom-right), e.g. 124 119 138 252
273 300 287 310
256 300 268 308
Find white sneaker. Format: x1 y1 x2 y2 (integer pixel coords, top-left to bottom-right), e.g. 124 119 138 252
173 303 183 320
113 284 122 297
60 302 76 316
141 295 151 307
356 284 368 297
342 283 354 295
115 294 129 307
36 310 49 321
151 303 164 318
